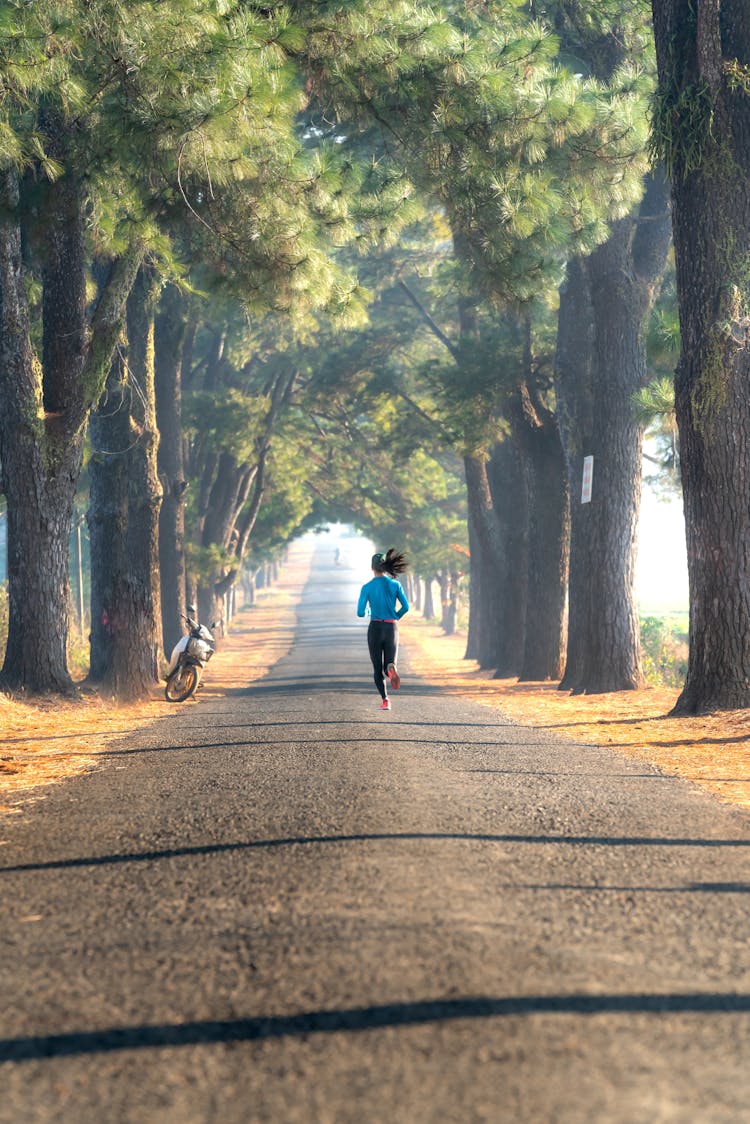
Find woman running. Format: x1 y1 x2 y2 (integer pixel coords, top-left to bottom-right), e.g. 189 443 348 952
357 548 410 710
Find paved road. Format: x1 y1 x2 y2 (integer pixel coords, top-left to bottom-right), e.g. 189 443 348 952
2 540 750 1123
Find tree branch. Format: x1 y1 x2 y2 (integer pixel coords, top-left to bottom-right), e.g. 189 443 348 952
397 279 461 362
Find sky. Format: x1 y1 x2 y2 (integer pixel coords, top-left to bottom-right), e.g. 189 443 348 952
635 488 689 614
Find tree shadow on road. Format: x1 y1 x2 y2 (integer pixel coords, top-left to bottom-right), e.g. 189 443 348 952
3 830 750 875
3 992 750 1062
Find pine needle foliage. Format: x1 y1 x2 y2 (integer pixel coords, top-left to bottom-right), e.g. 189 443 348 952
287 0 651 305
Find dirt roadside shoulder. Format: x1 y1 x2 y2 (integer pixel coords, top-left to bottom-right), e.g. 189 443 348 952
0 542 314 810
3 551 749 817
405 619 750 813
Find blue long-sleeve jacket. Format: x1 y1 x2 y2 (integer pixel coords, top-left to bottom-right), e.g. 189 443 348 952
357 575 410 620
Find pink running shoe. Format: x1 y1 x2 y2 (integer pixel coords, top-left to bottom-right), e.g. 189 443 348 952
379 698 391 710
386 663 401 690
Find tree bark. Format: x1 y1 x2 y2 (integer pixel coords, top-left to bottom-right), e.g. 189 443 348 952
438 571 450 631
464 483 481 660
464 455 507 669
0 170 77 691
422 577 436 620
514 382 570 681
0 167 142 693
555 256 594 691
556 173 672 693
487 437 528 678
155 285 188 655
440 570 459 634
652 0 750 713
87 269 162 700
121 267 163 695
88 353 130 685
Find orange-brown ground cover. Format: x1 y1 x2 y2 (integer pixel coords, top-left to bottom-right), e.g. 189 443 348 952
0 542 313 811
406 622 750 812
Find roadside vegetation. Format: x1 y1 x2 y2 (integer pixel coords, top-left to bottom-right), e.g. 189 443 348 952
640 615 689 689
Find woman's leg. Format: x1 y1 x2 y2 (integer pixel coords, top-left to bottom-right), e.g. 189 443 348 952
383 622 398 676
367 622 387 699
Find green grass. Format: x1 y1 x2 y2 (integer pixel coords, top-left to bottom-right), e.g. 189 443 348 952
640 613 688 687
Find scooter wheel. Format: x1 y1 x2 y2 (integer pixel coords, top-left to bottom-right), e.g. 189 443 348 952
165 664 200 702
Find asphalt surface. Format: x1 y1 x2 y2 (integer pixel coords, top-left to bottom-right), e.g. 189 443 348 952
2 538 750 1123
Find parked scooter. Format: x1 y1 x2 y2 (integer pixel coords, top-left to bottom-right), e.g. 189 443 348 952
164 607 221 702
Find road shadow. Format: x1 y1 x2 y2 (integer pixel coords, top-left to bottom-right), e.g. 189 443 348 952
508 881 750 894
3 830 750 874
92 738 557 759
3 992 750 1062
222 679 445 697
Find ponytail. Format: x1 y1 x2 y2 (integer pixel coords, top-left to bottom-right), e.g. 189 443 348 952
377 547 408 577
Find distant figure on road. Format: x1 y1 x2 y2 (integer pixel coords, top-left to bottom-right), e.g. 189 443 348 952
357 549 410 711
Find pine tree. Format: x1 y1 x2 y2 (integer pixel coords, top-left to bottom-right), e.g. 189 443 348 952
540 1 673 694
651 0 750 713
0 0 305 692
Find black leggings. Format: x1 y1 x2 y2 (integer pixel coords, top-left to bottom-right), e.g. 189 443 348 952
367 620 398 699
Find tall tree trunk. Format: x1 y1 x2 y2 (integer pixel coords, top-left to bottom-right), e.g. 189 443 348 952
464 455 506 669
555 256 594 691
556 173 672 693
155 285 188 655
422 577 436 620
122 267 163 695
652 0 750 713
488 436 529 679
441 570 459 635
87 269 162 700
514 382 570 682
0 171 77 690
438 571 450 630
559 227 646 693
464 500 481 661
88 354 130 685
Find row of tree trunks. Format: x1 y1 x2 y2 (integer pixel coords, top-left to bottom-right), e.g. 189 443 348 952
403 574 427 614
439 570 460 634
0 167 143 694
191 367 294 626
555 174 672 693
415 576 459 625
464 398 568 682
461 174 669 692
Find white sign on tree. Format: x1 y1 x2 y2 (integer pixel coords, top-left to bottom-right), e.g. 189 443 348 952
581 455 594 504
